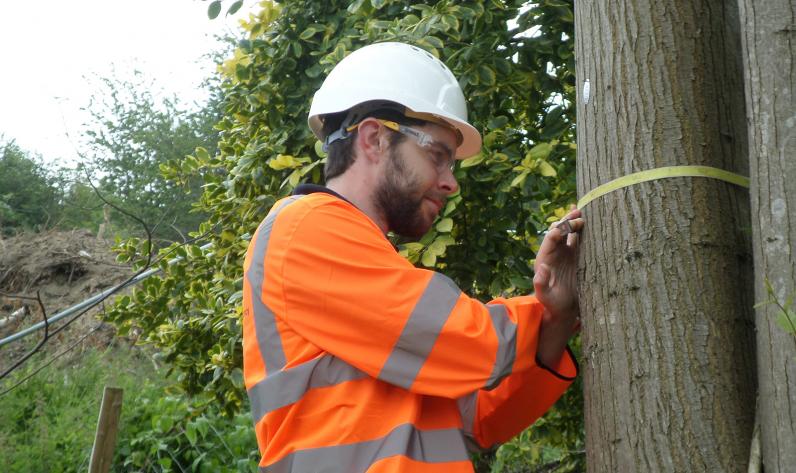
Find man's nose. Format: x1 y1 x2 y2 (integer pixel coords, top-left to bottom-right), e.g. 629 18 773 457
438 167 459 195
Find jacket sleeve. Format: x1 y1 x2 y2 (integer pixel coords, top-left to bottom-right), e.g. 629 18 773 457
457 325 578 451
275 198 571 400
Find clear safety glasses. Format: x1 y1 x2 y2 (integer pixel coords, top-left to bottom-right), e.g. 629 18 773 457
346 119 456 173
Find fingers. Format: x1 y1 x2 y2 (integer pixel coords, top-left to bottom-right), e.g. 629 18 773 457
535 209 585 265
567 229 579 247
533 262 551 294
551 217 585 241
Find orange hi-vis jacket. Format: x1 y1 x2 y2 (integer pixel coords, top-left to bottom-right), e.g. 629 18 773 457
242 185 578 473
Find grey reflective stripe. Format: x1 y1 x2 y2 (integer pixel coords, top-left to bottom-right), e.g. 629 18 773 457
378 272 461 389
484 304 517 389
261 424 470 472
456 392 485 453
247 196 302 373
248 355 367 424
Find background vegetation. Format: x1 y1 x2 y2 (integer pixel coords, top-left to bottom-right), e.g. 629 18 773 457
0 345 258 472
0 70 221 242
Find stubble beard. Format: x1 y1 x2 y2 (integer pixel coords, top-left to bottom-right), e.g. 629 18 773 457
375 147 431 240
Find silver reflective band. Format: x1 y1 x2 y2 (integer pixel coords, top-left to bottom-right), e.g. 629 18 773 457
247 196 302 373
378 272 461 389
248 355 367 424
260 424 470 472
456 392 486 453
484 304 517 389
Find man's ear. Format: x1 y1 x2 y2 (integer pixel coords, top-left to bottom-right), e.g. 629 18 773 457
354 118 387 164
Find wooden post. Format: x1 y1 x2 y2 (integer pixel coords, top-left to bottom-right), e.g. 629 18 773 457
89 386 123 473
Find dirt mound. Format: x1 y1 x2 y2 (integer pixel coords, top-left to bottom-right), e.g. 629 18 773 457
0 229 133 368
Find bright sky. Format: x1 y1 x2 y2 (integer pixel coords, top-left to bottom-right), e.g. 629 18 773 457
0 0 247 167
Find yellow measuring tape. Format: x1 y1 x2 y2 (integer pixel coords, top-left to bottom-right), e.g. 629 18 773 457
576 165 750 209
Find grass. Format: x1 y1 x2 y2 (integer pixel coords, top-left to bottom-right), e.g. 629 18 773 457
0 343 168 472
0 340 260 473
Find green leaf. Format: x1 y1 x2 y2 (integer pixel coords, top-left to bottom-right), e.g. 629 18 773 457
288 170 301 188
461 153 485 167
478 65 496 86
292 40 303 57
421 251 437 267
207 1 221 19
537 161 557 177
776 309 796 334
348 0 367 13
424 36 445 50
509 275 532 290
488 116 509 129
527 142 554 161
231 367 244 386
268 154 301 170
227 0 243 15
441 14 460 31
189 245 203 259
436 217 453 233
185 424 197 445
305 64 324 78
314 140 327 158
427 239 447 256
511 170 530 188
299 27 317 41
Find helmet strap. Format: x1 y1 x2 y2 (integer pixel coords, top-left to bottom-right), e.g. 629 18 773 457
323 102 406 152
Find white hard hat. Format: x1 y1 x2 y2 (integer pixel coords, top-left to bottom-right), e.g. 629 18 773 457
308 42 482 158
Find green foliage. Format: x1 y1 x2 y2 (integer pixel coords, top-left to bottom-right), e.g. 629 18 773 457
0 346 160 472
82 70 222 243
106 0 582 470
55 176 112 233
1 67 224 241
0 345 257 473
0 138 62 234
115 390 258 472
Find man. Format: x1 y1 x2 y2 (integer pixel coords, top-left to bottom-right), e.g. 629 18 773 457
242 42 584 472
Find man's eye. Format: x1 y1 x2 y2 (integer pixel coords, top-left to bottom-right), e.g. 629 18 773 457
431 150 447 166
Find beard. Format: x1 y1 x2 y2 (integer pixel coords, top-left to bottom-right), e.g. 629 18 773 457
375 147 433 239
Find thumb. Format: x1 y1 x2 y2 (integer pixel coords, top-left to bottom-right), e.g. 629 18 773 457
533 263 552 296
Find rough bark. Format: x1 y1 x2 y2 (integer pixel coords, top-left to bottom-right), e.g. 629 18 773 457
574 1 756 471
739 1 796 471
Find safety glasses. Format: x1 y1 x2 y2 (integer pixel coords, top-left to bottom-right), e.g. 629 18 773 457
346 119 456 173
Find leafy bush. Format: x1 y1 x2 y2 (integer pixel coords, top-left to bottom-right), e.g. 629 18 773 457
114 391 258 472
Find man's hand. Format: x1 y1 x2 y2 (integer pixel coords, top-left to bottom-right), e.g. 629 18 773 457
533 206 584 367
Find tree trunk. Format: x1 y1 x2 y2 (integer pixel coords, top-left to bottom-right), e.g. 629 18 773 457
739 1 796 471
574 1 756 471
